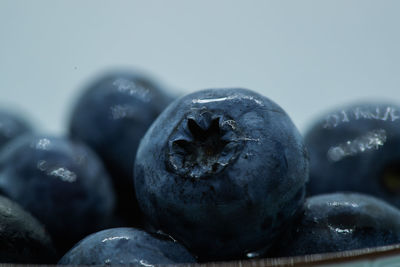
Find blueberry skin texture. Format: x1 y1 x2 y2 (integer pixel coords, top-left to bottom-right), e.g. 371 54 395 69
0 195 57 263
0 109 32 150
58 227 196 265
268 193 400 257
0 134 116 253
69 71 172 224
305 102 400 206
134 88 309 261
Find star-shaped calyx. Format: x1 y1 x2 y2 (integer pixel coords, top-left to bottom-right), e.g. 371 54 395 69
167 109 244 179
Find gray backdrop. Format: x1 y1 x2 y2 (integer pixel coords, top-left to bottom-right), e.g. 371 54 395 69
1 0 399 134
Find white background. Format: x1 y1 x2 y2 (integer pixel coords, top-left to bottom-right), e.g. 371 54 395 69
1 0 399 134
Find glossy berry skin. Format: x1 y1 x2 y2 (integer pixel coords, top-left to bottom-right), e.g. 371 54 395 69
305 102 400 207
0 109 32 150
58 227 196 265
0 134 116 253
0 195 57 263
69 71 172 224
268 193 400 257
134 88 309 261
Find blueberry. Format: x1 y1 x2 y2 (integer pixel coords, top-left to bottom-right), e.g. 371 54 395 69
0 109 32 150
305 102 400 206
134 88 309 261
0 134 116 253
58 227 196 265
268 192 400 257
0 195 57 263
69 71 172 224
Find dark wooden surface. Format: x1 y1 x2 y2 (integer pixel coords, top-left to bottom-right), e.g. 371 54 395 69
188 244 400 267
2 244 400 266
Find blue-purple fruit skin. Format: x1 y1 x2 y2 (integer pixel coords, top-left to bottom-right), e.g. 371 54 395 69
0 109 32 150
134 88 309 261
69 71 172 224
305 102 400 207
58 227 196 265
0 134 116 253
0 195 57 263
268 193 400 257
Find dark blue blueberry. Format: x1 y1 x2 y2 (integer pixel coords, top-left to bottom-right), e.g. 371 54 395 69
134 88 309 261
0 134 116 253
267 193 400 257
305 102 400 206
0 195 56 263
58 227 196 265
69 71 172 225
0 109 32 150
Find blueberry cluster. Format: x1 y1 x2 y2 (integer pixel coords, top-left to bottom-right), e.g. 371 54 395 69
1 71 400 265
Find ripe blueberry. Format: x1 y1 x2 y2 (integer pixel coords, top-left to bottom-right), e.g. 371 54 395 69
134 88 309 261
69 71 172 224
268 193 400 257
305 102 400 207
58 228 196 265
0 109 32 150
0 195 56 263
0 134 116 253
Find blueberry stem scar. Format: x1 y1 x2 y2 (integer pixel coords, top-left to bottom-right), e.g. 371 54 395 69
167 111 243 179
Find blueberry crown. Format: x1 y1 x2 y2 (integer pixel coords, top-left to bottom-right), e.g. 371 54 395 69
166 109 244 179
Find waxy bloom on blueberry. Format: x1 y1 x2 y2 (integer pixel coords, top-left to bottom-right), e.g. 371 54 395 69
268 193 400 257
69 71 172 224
0 135 116 253
134 88 309 261
59 228 196 265
305 102 400 208
0 195 56 263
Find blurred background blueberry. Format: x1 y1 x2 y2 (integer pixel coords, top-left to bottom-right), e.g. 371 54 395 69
0 134 116 254
69 71 172 225
305 102 400 208
0 108 33 151
58 227 196 265
267 193 400 257
0 195 57 264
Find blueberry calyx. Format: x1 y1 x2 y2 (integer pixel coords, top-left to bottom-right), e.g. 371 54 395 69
167 109 243 179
